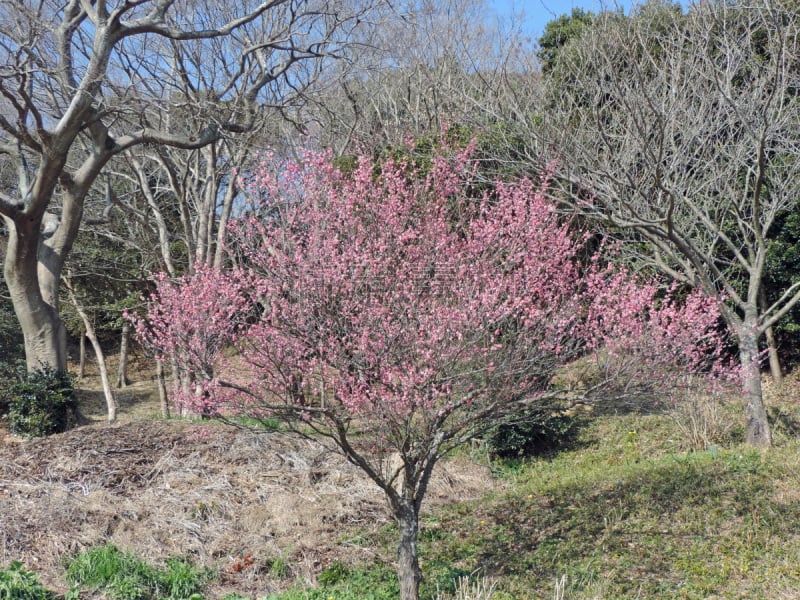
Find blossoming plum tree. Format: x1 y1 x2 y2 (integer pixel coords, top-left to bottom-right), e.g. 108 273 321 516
137 145 731 600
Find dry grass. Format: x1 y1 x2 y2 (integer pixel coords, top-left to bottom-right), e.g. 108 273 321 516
0 368 501 598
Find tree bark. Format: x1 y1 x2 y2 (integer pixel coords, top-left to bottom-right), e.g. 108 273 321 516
764 323 783 388
396 503 422 600
157 358 170 419
116 321 131 388
760 288 783 387
4 222 68 372
738 323 771 447
78 332 86 380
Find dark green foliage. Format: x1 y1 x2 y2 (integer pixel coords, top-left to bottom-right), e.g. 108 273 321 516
0 295 24 408
65 544 208 600
536 8 596 72
6 368 76 437
0 562 55 600
489 412 580 459
764 210 800 367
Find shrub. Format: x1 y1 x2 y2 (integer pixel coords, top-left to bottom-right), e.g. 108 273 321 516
488 412 579 459
6 368 76 437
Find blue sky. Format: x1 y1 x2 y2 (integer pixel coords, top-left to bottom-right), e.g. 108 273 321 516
487 0 633 39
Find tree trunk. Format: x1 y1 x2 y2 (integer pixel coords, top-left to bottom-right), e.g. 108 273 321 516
116 321 131 388
66 280 117 422
396 504 422 600
157 358 170 419
759 288 783 387
87 325 117 423
78 332 86 380
764 322 783 388
3 200 69 373
6 279 67 372
738 324 771 447
4 235 67 371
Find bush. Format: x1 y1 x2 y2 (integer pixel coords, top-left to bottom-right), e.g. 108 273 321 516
6 368 76 437
488 411 580 459
0 297 24 414
0 561 55 600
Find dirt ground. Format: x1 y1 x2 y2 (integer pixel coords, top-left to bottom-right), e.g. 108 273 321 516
0 357 501 598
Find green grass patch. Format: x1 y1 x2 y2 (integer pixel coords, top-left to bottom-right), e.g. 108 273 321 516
265 561 400 600
261 410 800 598
64 544 209 600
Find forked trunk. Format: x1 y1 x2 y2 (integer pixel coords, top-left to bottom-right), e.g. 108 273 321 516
738 325 771 447
396 504 422 600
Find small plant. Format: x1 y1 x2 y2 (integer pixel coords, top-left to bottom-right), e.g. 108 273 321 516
267 556 290 579
435 575 497 600
671 388 739 450
6 367 76 437
317 561 350 586
0 562 55 600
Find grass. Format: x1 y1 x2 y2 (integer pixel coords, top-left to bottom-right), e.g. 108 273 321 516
5 402 800 599
64 544 209 600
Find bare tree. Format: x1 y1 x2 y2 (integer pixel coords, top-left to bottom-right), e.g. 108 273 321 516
305 0 532 156
0 0 379 372
535 0 800 446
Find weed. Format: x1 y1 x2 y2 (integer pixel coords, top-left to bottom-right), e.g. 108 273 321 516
670 390 740 450
267 556 290 579
0 562 55 600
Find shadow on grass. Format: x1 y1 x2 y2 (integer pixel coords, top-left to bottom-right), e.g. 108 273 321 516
430 447 800 597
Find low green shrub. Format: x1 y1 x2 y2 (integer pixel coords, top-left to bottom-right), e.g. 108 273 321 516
6 368 76 437
488 411 579 459
0 561 55 600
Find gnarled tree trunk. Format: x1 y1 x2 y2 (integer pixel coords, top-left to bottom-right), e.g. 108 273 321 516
4 219 68 372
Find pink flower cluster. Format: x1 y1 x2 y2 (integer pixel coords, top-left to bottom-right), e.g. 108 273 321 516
135 144 734 423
